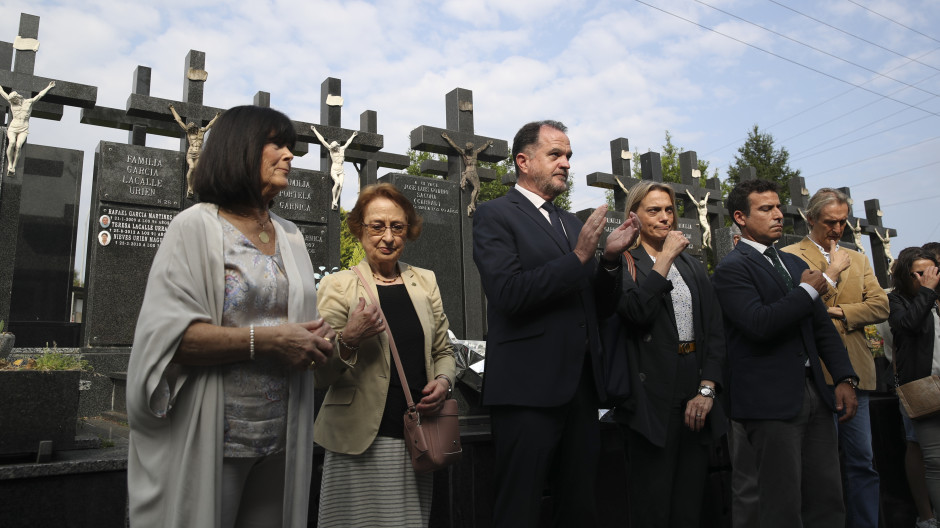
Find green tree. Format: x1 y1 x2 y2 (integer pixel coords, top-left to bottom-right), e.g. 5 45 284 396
339 208 365 270
725 124 799 204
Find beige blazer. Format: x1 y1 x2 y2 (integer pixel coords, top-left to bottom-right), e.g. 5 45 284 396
782 237 889 389
313 259 456 455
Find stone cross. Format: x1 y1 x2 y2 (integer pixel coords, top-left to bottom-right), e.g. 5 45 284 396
125 50 224 207
250 91 309 157
80 66 180 146
0 13 97 325
585 138 639 214
784 176 811 236
864 198 897 288
303 78 387 200
346 110 410 189
408 88 509 339
671 151 724 256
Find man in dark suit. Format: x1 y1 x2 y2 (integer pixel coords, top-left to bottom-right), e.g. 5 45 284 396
712 179 859 528
472 120 639 528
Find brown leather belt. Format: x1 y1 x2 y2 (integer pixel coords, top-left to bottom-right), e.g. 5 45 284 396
678 342 696 355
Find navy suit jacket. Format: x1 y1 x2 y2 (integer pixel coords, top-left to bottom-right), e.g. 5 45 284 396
711 241 855 420
472 187 619 407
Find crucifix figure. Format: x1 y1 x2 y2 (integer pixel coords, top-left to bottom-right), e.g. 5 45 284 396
875 228 894 272
685 189 712 250
441 131 492 216
1 80 55 174
848 218 866 255
169 104 220 198
311 125 357 210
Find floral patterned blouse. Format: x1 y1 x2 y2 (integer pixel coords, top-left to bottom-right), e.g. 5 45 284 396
219 216 290 457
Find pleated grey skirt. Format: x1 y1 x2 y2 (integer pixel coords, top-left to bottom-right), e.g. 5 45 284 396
317 436 433 527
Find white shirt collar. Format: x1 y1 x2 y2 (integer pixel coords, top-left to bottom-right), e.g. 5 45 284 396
515 184 550 210
739 237 772 255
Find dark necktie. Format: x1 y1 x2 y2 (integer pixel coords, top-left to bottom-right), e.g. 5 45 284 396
764 247 794 289
541 202 570 249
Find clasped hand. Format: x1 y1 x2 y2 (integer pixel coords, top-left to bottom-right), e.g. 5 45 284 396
573 205 641 264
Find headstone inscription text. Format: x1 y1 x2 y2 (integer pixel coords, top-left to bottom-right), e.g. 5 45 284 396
269 167 337 271
97 144 182 208
384 173 464 335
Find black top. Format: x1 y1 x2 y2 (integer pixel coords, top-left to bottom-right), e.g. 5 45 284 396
376 284 427 438
889 287 940 385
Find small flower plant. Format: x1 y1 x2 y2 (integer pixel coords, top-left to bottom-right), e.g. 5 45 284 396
865 325 885 358
0 342 91 371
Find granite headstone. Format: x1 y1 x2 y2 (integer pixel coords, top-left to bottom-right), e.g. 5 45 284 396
82 141 184 347
381 173 464 335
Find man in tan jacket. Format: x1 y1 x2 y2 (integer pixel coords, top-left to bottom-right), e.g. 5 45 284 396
783 187 889 528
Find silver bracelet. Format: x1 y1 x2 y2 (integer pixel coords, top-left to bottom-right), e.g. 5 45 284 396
249 324 255 360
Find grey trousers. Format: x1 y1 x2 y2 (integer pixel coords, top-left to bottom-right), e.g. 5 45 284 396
729 420 759 528
742 378 845 528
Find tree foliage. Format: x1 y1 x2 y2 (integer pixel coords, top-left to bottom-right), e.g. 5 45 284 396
339 208 365 270
724 124 799 204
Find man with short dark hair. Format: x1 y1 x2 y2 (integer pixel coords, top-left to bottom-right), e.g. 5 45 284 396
782 187 888 527
473 120 639 527
713 179 858 527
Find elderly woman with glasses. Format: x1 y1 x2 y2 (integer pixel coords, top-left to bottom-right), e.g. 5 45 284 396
314 183 456 527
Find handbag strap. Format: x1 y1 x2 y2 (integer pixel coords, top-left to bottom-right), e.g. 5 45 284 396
623 250 637 282
351 266 417 410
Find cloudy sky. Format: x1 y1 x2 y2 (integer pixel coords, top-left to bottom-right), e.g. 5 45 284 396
2 0 939 274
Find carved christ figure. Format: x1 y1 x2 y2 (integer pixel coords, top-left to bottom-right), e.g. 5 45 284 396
169 104 221 198
875 228 894 272
848 218 866 255
1 80 55 174
441 132 492 217
685 189 712 250
311 126 357 210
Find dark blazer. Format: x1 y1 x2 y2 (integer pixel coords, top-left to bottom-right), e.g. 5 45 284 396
711 241 855 420
889 287 940 385
614 247 727 447
472 187 620 407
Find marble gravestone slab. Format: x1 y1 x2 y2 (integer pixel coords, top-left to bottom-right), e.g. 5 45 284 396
382 174 465 335
269 167 338 273
713 226 738 264
7 144 83 324
577 208 626 257
83 142 184 347
94 143 182 209
675 218 703 261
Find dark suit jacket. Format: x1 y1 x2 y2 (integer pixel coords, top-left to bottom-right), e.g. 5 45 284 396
614 247 727 446
889 287 940 385
472 187 620 407
711 241 855 420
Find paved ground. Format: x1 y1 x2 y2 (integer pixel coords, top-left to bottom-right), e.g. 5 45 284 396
78 416 129 447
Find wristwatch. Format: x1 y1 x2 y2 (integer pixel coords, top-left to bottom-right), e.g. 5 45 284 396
839 377 859 390
698 385 716 399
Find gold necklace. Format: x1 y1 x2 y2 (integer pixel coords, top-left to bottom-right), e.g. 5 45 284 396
372 273 400 284
257 216 271 244
223 207 271 243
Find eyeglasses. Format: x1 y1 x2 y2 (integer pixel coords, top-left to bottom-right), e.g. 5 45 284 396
363 222 408 236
